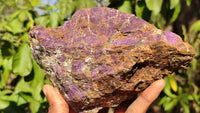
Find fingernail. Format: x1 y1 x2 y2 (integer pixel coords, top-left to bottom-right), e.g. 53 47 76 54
42 86 47 96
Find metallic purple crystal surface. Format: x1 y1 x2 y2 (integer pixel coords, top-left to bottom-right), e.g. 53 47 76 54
29 7 195 113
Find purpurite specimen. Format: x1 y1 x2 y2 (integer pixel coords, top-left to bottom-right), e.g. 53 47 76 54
29 7 195 113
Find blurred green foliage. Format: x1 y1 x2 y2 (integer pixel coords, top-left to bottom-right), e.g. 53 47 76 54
0 0 200 113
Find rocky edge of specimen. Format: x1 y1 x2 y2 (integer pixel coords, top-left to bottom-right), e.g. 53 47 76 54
29 7 195 113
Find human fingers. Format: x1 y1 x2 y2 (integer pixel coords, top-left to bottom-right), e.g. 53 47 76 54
125 79 165 113
43 84 69 113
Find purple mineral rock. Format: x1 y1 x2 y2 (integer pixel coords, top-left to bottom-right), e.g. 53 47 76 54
29 7 195 113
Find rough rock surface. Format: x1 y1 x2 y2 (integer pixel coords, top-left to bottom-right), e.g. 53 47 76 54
29 7 195 113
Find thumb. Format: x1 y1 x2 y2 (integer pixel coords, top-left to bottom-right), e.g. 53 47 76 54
43 84 69 113
125 79 165 113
